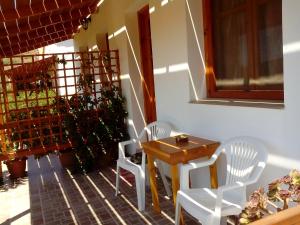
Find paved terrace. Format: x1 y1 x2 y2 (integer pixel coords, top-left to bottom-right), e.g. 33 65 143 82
0 155 199 225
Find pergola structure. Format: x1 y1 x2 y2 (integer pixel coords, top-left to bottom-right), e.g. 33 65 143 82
0 0 125 181
0 0 99 57
0 50 121 159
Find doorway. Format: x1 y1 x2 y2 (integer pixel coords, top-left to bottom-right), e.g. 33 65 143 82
138 5 157 124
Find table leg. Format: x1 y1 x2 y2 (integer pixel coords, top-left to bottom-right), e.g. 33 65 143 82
147 155 160 212
171 165 184 225
209 162 218 188
170 165 179 205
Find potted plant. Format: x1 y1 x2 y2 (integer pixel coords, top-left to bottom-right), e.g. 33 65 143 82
2 140 28 179
58 147 76 170
98 86 129 166
4 157 27 179
57 84 129 173
51 96 76 170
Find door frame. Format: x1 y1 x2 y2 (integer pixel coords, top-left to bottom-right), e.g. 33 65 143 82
138 5 157 124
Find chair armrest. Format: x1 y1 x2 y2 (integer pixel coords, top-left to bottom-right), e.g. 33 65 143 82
214 161 267 215
118 139 137 159
180 157 218 190
179 147 223 190
218 181 246 192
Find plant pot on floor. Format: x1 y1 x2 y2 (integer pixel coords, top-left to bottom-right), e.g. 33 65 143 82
97 147 116 168
58 148 76 170
5 157 27 179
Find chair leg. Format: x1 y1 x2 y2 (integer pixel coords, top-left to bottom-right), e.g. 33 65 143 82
141 175 146 209
175 199 181 225
145 167 150 186
157 160 172 197
115 164 120 196
135 173 144 211
220 217 227 225
210 215 222 225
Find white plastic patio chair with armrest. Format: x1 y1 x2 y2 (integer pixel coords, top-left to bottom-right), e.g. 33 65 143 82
175 136 268 225
115 121 172 211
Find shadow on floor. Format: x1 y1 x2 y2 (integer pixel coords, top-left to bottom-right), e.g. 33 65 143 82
0 154 199 225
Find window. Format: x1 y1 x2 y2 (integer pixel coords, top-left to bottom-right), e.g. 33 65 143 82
203 0 283 100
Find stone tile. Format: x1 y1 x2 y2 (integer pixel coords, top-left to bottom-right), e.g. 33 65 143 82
0 155 202 225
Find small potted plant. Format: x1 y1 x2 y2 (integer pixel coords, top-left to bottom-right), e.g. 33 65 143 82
5 156 27 179
2 113 30 179
3 140 28 179
239 188 267 224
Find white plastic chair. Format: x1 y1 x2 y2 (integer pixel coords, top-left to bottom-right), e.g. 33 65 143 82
175 136 268 225
115 121 172 211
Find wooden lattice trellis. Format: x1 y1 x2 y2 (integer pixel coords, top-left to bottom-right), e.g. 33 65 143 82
0 50 121 164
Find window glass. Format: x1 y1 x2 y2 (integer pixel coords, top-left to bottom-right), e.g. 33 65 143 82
218 0 246 12
254 0 283 90
214 11 248 90
206 0 283 99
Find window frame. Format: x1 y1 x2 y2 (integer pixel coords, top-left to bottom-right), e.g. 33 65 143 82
203 0 284 101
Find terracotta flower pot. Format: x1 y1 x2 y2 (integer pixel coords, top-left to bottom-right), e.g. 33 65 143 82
5 157 27 179
59 148 76 170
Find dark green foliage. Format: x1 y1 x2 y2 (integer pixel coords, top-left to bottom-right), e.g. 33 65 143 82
60 85 129 174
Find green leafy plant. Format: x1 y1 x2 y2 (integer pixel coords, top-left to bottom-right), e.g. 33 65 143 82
60 84 129 173
98 86 129 163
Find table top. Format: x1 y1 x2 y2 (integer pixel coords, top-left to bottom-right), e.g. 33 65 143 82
142 135 220 165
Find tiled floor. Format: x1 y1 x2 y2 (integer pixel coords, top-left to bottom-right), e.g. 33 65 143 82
0 155 199 225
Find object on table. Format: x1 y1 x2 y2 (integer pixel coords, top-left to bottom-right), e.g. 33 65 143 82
175 134 189 144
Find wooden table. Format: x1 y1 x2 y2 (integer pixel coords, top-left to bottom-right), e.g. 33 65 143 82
142 135 220 212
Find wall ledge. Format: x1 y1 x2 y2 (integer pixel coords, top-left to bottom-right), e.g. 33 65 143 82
190 98 285 109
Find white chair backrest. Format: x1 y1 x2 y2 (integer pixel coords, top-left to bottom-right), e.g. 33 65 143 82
219 137 268 186
139 121 172 141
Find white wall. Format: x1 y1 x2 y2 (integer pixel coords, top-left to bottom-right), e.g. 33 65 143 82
44 39 75 54
44 40 76 96
152 0 300 191
74 0 300 193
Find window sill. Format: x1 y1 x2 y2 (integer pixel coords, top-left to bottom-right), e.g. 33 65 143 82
190 98 284 109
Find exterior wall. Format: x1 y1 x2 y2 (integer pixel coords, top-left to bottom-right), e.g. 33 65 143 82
44 40 76 96
44 39 75 54
74 0 300 192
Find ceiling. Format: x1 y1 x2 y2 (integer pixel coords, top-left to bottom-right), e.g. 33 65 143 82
0 0 99 57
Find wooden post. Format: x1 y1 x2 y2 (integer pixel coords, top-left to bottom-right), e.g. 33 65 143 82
0 58 7 155
115 50 121 89
0 161 3 184
0 58 4 184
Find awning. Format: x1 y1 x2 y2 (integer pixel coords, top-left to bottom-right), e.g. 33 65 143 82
0 0 99 57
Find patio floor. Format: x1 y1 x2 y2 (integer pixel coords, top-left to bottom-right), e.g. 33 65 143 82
0 154 199 225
